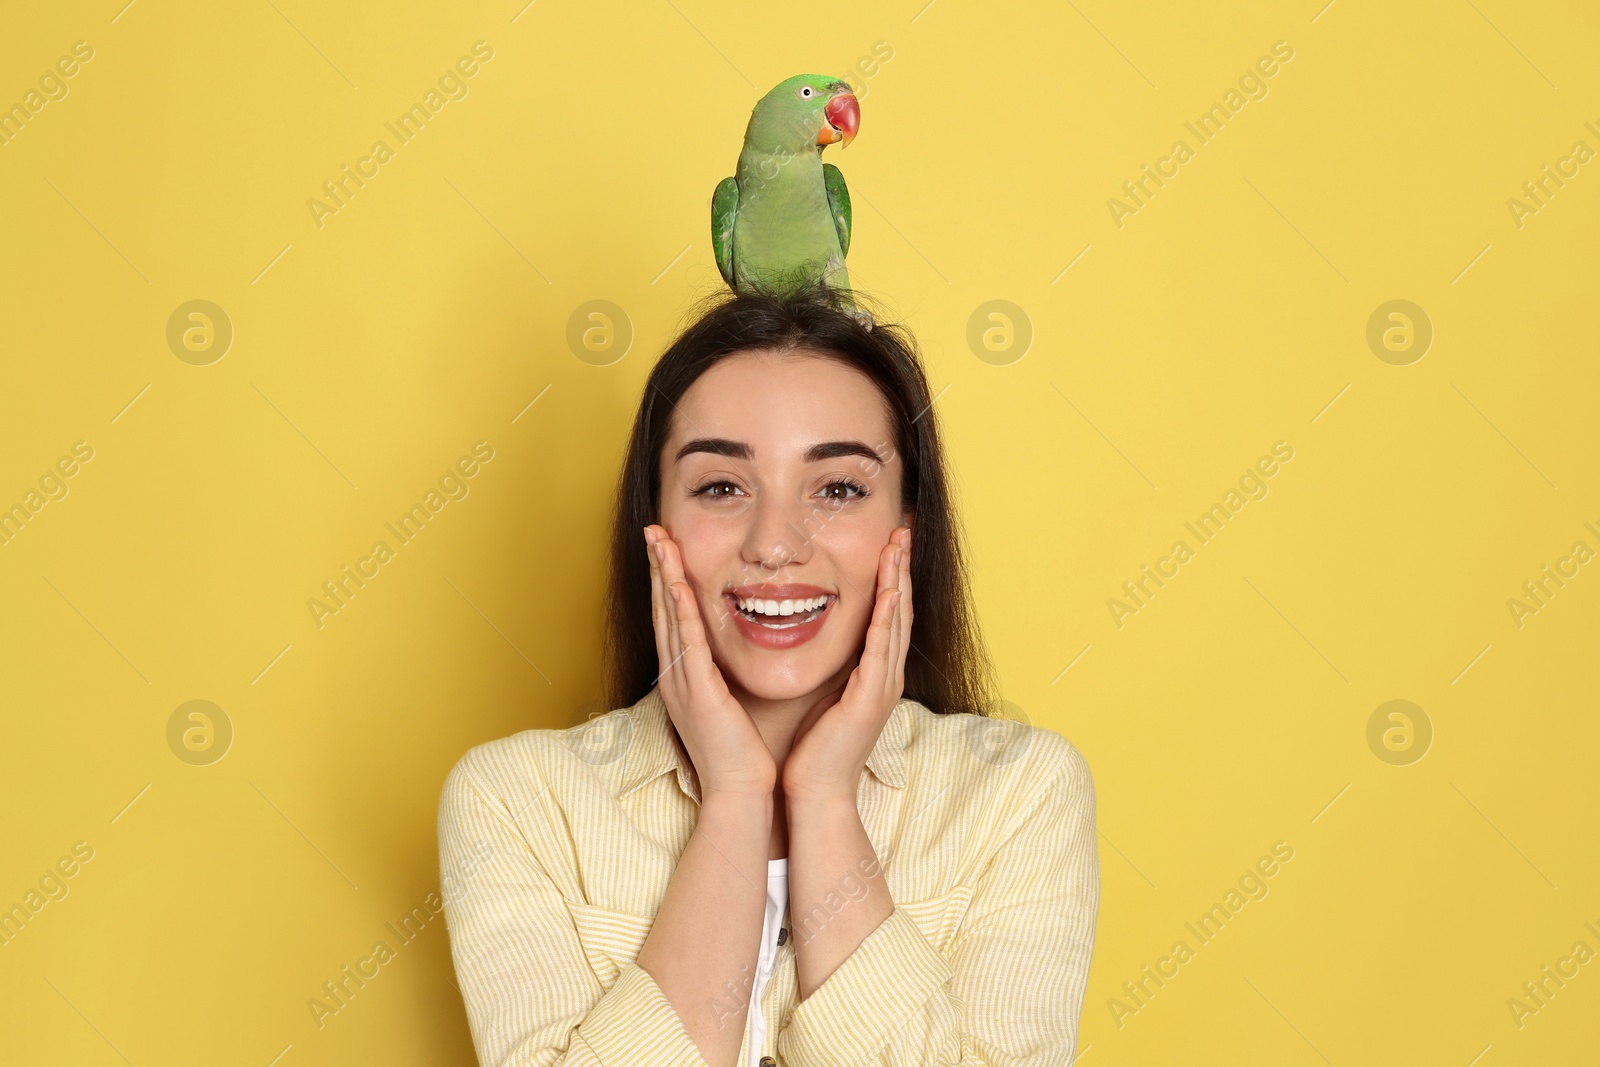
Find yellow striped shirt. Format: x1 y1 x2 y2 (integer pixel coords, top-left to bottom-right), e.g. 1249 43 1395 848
437 685 1099 1065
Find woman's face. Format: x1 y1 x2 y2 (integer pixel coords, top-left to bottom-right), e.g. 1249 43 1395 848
657 349 910 703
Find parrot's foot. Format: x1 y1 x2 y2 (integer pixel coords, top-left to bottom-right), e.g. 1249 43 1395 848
852 308 875 331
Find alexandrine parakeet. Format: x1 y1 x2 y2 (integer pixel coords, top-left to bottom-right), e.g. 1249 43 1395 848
712 75 862 315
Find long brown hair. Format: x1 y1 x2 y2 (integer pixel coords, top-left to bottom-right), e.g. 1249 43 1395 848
602 287 997 718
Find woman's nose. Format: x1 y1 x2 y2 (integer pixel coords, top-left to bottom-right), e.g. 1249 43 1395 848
742 494 817 572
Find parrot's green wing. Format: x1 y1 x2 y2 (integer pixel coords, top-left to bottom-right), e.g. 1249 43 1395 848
711 177 739 289
823 162 852 257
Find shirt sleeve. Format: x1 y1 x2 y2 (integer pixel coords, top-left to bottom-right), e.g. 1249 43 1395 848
437 752 714 1067
776 739 1100 1067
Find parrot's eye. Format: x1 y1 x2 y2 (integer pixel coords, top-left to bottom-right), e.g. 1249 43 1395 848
799 86 814 98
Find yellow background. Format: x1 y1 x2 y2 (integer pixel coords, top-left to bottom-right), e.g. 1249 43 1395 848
2 0 1596 1063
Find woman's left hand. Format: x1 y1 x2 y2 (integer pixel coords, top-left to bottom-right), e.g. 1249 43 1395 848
781 524 913 805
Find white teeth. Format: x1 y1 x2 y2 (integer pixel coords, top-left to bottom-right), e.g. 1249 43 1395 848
736 594 828 617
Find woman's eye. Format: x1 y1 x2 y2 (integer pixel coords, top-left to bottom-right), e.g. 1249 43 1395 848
820 480 868 502
692 481 741 499
692 480 867 502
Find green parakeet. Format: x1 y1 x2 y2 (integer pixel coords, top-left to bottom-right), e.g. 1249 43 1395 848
712 74 862 314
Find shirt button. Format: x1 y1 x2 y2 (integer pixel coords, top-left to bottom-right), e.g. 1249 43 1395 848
777 926 789 945
759 1058 777 1067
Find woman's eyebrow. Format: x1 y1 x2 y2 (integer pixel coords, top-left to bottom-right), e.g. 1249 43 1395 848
674 438 886 464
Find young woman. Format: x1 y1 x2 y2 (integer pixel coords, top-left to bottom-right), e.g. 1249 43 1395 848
438 291 1100 1067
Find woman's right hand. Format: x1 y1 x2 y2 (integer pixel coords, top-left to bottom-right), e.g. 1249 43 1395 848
644 525 777 799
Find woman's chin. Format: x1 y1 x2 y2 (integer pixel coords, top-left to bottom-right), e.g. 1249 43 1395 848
716 653 845 705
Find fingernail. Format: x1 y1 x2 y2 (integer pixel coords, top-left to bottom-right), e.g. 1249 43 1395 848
655 542 665 562
895 547 904 567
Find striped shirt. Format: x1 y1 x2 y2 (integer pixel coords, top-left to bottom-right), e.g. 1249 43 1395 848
437 684 1100 1066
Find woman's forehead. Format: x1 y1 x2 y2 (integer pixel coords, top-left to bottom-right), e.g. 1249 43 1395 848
669 351 894 449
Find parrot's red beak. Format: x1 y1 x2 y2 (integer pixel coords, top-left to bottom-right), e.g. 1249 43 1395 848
820 91 859 149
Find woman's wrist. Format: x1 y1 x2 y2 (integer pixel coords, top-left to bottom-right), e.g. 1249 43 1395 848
782 789 858 821
699 787 777 820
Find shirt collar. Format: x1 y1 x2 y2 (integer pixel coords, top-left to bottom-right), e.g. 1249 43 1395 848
617 685 913 804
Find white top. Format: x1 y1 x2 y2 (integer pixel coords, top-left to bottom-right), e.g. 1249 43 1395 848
746 857 789 1067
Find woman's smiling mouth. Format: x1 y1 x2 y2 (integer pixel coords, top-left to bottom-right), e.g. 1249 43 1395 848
723 584 836 646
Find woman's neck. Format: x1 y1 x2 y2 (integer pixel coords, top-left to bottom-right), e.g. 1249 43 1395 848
731 672 848 767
